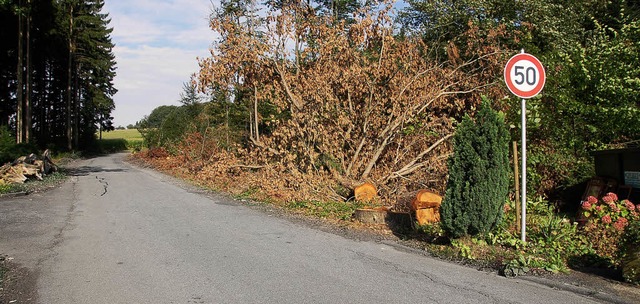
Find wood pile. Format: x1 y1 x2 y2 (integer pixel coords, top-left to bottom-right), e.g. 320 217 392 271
0 150 58 185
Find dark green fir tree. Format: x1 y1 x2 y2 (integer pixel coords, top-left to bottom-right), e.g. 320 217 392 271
440 97 510 238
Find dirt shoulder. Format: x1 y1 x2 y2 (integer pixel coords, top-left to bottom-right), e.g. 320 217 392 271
0 158 79 304
1 256 37 304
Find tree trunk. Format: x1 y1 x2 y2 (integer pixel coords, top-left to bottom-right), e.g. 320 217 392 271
73 63 80 149
253 85 259 143
24 0 31 143
16 0 24 144
225 101 229 150
66 4 74 151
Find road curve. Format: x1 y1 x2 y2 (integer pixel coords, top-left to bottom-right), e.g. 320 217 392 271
1 154 606 303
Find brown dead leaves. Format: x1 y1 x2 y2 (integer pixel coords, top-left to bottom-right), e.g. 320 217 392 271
159 3 513 206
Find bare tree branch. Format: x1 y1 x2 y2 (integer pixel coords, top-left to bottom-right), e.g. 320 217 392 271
272 60 303 110
382 134 453 183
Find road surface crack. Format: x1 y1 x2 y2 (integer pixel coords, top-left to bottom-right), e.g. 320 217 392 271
96 176 108 196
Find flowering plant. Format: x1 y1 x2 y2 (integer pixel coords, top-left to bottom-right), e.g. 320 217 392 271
581 192 639 262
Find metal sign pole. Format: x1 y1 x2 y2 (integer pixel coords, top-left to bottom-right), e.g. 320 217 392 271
505 48 544 243
521 97 527 242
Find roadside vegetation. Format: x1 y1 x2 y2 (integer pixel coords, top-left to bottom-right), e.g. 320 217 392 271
132 0 640 284
1 0 638 286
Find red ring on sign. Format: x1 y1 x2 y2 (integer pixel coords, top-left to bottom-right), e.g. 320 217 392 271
504 53 546 99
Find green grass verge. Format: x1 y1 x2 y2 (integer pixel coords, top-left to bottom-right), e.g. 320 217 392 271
0 171 67 195
288 200 368 221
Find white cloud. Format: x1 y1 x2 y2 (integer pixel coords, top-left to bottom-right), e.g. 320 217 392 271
103 0 219 127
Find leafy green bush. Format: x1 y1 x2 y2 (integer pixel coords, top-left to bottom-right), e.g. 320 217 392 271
440 97 510 238
0 125 15 163
491 198 591 274
620 218 640 284
138 103 205 150
0 125 40 163
97 139 128 153
126 140 144 152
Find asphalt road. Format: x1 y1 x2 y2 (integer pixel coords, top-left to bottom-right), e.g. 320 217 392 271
0 153 618 303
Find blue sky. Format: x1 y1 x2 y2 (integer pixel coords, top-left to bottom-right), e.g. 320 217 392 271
103 0 219 127
103 0 408 127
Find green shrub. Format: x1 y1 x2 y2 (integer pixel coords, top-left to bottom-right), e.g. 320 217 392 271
126 140 144 152
0 125 15 163
97 139 128 153
620 217 640 284
440 97 510 238
0 125 40 163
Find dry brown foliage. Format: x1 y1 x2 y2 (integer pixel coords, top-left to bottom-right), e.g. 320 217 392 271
144 3 513 207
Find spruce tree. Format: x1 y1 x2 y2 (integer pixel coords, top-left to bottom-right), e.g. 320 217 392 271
440 97 510 238
69 0 117 148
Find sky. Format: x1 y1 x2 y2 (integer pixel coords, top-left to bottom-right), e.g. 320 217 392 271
103 0 219 127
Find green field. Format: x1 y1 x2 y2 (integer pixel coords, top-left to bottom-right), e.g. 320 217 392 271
100 129 143 141
98 129 144 152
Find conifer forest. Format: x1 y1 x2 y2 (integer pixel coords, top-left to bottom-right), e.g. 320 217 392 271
0 0 116 151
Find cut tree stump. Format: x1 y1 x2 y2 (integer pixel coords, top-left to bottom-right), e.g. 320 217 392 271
410 190 442 210
353 207 388 224
410 190 442 225
354 182 378 203
415 208 440 225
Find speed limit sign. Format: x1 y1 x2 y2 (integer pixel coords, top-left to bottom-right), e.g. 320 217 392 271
505 51 546 243
504 53 545 98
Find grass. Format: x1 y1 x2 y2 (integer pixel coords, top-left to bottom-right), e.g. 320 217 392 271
288 200 368 220
97 129 144 152
100 129 143 141
0 171 67 195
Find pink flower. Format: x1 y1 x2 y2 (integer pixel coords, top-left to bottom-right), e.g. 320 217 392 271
587 196 598 204
612 205 621 213
582 201 592 210
602 215 612 224
595 205 603 212
624 200 635 211
613 217 628 231
606 192 619 201
603 195 614 203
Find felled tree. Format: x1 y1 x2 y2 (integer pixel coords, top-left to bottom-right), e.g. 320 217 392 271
196 1 511 202
440 97 510 238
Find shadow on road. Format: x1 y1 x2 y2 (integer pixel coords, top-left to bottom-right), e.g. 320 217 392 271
67 166 127 176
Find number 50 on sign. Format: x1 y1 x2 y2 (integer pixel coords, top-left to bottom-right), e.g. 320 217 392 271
504 53 546 99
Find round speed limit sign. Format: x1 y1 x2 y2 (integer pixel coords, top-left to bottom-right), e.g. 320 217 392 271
504 53 545 98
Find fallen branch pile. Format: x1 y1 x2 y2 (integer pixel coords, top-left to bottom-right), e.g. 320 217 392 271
0 150 58 185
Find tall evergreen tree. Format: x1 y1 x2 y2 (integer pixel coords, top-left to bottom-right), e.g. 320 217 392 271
0 0 116 151
64 0 116 148
440 98 510 238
